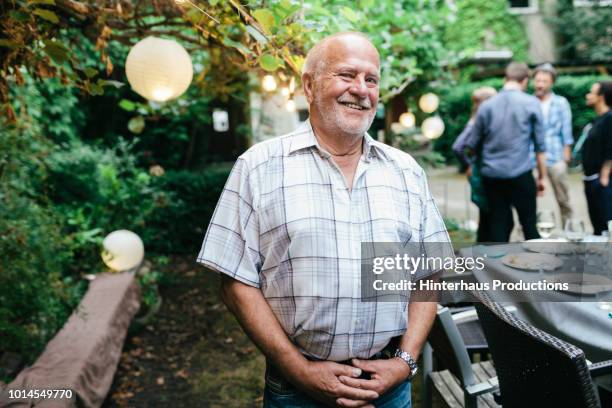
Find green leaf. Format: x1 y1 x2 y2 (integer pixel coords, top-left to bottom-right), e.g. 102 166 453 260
82 67 98 78
209 0 219 5
119 99 136 111
0 39 20 49
222 37 254 56
252 9 276 35
259 54 283 72
28 0 56 5
246 25 268 44
128 116 145 134
340 7 359 23
32 8 59 24
42 40 70 64
99 79 125 89
360 0 374 8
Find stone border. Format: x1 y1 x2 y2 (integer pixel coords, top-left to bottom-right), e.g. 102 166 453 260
0 272 140 407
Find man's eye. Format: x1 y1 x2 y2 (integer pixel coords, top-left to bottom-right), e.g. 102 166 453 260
339 73 353 78
367 78 378 84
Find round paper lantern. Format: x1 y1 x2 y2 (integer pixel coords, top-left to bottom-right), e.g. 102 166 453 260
399 112 416 128
125 37 193 102
422 116 445 139
262 75 277 92
101 230 145 271
419 93 439 114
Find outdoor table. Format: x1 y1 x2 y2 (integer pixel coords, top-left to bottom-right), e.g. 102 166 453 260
458 244 612 363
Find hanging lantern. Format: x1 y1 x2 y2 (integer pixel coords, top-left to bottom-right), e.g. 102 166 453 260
286 99 296 112
101 230 145 272
125 37 193 102
419 93 439 114
262 75 277 92
399 112 416 128
422 116 445 139
281 87 290 97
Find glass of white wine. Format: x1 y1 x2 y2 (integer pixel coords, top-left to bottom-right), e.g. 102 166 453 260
536 210 556 239
564 218 585 242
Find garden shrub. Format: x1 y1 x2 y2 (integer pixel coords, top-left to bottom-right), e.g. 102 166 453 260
147 165 233 254
434 75 609 162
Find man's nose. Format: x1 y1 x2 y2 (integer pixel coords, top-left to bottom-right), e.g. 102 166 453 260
349 76 369 98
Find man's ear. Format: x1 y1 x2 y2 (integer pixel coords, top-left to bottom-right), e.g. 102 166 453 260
302 72 315 104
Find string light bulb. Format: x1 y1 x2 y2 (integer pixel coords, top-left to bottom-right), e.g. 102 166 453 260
262 75 277 92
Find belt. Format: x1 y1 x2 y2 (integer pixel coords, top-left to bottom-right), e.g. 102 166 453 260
265 338 399 394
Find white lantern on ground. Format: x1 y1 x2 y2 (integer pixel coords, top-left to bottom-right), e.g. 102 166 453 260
399 111 416 128
419 93 439 114
125 37 193 102
422 116 445 139
101 230 145 271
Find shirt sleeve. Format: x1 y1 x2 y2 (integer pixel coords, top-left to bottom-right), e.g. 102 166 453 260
561 98 573 146
464 107 486 165
603 114 612 161
196 158 261 287
532 102 546 153
452 122 474 166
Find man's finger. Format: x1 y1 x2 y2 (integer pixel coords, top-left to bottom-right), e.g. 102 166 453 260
336 397 375 408
338 375 378 391
330 362 362 378
335 383 379 400
351 358 377 372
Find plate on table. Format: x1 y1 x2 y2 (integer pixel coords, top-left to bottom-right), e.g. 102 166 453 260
501 252 563 271
522 238 574 255
551 273 612 296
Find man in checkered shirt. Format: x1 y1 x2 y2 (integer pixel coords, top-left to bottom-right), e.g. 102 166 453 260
197 32 451 407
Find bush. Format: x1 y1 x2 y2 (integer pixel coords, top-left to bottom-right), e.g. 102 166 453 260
147 165 233 254
434 75 609 162
0 123 85 363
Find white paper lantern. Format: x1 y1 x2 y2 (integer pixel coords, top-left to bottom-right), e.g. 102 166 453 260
422 116 445 139
419 93 439 114
399 111 416 128
262 75 277 92
101 230 145 271
125 37 193 102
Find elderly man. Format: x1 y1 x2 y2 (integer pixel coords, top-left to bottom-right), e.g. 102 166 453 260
197 32 450 408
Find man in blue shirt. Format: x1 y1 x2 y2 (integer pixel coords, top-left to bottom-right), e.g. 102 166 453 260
466 62 547 242
533 63 574 227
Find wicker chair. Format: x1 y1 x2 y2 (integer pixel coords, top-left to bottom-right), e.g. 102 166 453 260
474 292 612 408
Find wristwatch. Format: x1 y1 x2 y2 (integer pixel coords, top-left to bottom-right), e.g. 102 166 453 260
393 349 418 379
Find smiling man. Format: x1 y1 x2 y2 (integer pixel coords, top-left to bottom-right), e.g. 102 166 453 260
197 32 450 408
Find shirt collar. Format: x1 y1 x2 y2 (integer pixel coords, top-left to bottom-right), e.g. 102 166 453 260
288 119 388 161
503 82 523 92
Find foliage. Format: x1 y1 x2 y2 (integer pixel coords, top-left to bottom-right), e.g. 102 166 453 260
0 117 86 362
147 165 233 254
1 0 457 119
434 75 608 162
443 0 529 67
548 0 612 61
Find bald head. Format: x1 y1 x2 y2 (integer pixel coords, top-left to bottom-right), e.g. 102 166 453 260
303 32 380 78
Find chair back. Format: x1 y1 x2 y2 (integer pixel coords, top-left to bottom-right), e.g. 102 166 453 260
474 293 601 408
427 306 478 387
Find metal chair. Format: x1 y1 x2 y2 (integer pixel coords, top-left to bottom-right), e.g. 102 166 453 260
474 292 612 408
422 305 500 408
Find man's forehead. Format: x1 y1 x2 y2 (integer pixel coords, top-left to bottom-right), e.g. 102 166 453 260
321 35 379 67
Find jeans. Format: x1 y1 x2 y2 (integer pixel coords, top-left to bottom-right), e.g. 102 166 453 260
584 178 612 235
482 170 539 242
263 380 411 408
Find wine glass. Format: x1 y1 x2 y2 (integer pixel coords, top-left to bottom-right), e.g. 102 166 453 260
564 218 585 243
536 210 556 239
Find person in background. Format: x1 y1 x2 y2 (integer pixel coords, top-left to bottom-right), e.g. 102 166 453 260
465 62 547 242
533 63 574 227
582 80 612 235
452 86 505 242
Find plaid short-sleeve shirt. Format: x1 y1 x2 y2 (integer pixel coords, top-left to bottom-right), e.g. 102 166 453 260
197 120 451 361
